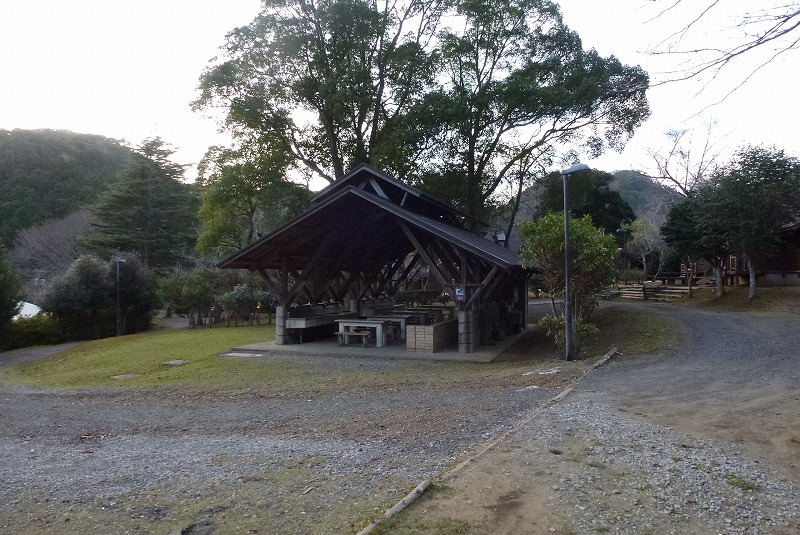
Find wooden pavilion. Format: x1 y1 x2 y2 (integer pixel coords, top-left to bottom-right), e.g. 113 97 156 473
218 164 531 353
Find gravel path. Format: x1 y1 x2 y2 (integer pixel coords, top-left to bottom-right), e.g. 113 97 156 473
397 301 800 534
2 301 798 534
0 346 571 534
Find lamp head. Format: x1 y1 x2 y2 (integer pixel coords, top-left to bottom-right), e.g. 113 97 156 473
561 163 591 176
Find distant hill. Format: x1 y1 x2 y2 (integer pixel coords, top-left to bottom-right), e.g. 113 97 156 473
609 170 683 228
0 129 135 246
507 170 683 251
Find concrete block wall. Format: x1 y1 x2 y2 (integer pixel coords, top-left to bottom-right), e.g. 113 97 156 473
406 318 458 353
457 310 481 353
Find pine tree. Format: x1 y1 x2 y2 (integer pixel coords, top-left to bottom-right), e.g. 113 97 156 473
85 138 199 270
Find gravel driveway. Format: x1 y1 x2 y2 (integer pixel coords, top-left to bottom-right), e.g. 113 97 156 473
2 301 798 535
398 301 800 534
0 337 577 534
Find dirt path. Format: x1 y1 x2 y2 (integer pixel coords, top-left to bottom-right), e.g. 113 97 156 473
589 303 800 483
0 342 77 369
391 302 800 534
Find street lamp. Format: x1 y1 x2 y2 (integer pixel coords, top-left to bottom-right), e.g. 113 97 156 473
114 257 127 336
562 163 590 361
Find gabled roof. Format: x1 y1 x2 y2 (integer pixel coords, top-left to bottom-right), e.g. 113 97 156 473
218 185 522 273
310 163 488 230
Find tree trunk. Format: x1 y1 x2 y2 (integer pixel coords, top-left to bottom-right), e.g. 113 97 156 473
747 256 757 300
686 258 693 298
713 265 724 298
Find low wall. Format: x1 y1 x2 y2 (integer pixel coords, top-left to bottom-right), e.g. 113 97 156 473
406 318 458 353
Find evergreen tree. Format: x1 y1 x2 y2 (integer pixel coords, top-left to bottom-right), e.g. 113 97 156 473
85 138 199 270
535 170 636 235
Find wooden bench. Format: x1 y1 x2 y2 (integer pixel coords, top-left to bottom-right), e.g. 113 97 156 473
336 330 370 348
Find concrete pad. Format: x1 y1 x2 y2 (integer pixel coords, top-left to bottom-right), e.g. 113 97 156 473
227 327 534 363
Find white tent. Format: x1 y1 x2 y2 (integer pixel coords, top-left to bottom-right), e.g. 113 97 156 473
13 302 41 320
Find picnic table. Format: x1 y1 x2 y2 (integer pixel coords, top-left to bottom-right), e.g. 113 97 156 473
335 319 390 348
366 315 412 340
285 310 356 343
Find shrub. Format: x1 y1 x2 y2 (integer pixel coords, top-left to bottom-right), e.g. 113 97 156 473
0 315 64 351
619 268 645 283
394 290 447 306
40 253 158 340
538 314 600 354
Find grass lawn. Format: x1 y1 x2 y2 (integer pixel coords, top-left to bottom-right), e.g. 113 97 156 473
0 325 277 389
0 298 690 392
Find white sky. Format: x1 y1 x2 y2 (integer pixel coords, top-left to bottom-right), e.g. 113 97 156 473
1 0 798 185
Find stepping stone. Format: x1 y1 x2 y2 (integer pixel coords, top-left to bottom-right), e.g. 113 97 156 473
163 359 188 366
112 373 141 380
222 352 262 358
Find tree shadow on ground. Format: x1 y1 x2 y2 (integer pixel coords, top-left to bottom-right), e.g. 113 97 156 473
492 324 559 363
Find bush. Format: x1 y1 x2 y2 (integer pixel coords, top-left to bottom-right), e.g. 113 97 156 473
520 213 617 322
0 246 22 334
538 314 600 356
0 315 65 352
394 290 448 306
40 254 158 340
619 268 645 283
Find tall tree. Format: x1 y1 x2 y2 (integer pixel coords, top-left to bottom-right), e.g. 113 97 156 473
535 170 635 235
646 121 721 196
661 194 715 296
194 0 650 221
400 0 650 218
624 218 671 279
193 0 445 182
702 146 800 299
196 141 311 256
85 139 200 270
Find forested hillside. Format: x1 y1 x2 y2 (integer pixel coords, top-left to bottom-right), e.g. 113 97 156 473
0 129 135 246
609 170 682 228
514 170 680 228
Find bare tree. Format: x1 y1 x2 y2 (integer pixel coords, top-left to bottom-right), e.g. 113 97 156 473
646 2 800 97
626 218 672 280
11 210 92 279
646 120 724 195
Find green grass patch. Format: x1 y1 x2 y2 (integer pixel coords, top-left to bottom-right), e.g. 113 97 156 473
0 326 277 389
584 304 681 357
677 286 800 315
724 473 760 491
0 325 587 394
368 485 473 535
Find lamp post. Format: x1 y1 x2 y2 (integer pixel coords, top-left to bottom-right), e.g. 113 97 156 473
561 163 590 361
114 257 127 336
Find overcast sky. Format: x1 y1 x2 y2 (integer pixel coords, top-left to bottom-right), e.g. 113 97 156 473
2 0 797 186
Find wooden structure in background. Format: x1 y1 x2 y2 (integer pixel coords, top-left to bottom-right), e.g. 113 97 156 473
218 164 531 353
